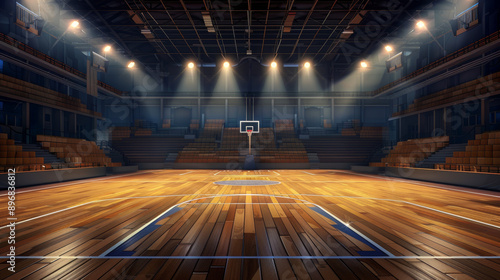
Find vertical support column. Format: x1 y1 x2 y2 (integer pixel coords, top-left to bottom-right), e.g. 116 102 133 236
360 100 364 123
252 98 255 120
399 118 402 141
418 113 421 138
331 98 334 127
481 99 486 126
93 117 97 141
225 99 228 124
198 98 201 121
433 110 436 135
160 98 164 123
60 110 64 137
23 103 30 143
443 108 447 134
73 113 77 138
271 99 274 124
298 98 301 128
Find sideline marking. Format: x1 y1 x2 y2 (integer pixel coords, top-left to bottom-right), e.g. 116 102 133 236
179 171 194 175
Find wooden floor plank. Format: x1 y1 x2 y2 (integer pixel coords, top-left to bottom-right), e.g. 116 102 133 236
0 169 499 279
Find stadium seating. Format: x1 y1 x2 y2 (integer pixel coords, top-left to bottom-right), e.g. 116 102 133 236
113 137 189 164
435 131 500 173
374 30 500 96
303 136 383 164
0 32 122 96
0 133 47 172
176 119 309 163
0 73 102 118
392 71 500 117
36 135 121 167
370 136 449 167
110 127 132 141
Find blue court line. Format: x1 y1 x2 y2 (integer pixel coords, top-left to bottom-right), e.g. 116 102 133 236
103 196 392 258
105 206 182 256
310 207 388 257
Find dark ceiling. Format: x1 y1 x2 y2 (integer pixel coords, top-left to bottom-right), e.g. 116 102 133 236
55 0 441 71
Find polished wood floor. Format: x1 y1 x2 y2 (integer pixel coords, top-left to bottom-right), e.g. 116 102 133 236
1 169 500 279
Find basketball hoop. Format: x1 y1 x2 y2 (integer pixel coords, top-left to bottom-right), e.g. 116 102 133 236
247 129 253 137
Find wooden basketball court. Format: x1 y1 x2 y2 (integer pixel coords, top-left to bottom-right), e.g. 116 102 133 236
1 169 500 279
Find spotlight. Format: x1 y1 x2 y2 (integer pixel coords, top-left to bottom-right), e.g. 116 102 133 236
103 45 112 52
271 61 277 68
416 21 425 29
304 62 311 68
70 20 80 29
127 61 135 68
360 61 368 68
188 62 195 69
385 45 393 52
223 61 230 68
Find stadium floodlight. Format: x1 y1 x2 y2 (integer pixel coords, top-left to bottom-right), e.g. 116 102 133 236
188 62 195 69
385 45 393 52
70 20 80 29
360 61 368 68
127 61 135 68
223 61 230 68
304 62 311 68
271 61 277 68
103 45 112 52
416 21 425 29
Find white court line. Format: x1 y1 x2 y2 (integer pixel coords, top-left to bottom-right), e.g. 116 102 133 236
1 256 500 259
337 170 500 199
273 171 281 175
301 171 316 175
0 170 154 196
213 171 222 176
179 171 194 175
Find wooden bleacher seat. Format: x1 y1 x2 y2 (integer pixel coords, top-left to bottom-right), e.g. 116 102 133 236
370 136 449 167
435 131 500 173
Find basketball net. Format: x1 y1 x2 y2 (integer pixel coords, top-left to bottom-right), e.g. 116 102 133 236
247 129 253 137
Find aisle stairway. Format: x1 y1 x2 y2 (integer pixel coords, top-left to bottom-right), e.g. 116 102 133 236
20 143 64 167
415 143 468 168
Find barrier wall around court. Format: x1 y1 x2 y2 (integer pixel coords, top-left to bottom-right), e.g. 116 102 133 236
0 167 106 188
385 167 500 191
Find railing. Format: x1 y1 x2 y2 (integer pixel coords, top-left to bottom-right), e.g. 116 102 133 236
372 29 500 96
0 32 123 96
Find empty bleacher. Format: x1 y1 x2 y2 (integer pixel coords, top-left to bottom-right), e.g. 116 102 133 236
435 131 500 173
370 136 449 168
36 135 121 167
113 137 190 164
392 71 500 117
176 119 308 164
303 136 383 164
177 120 225 163
0 73 102 118
0 133 46 172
